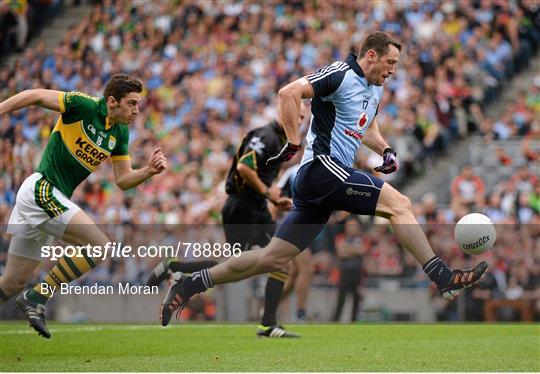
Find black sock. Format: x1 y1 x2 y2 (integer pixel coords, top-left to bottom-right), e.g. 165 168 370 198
0 287 9 301
261 273 287 326
423 256 453 288
169 260 217 274
182 269 213 299
297 309 306 319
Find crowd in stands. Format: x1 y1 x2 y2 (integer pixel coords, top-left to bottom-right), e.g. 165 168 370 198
0 0 64 62
1 0 539 322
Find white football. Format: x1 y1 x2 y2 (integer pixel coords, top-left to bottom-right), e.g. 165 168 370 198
454 213 496 255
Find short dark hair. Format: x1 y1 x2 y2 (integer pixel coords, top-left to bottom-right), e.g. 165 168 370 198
359 32 402 58
103 74 143 102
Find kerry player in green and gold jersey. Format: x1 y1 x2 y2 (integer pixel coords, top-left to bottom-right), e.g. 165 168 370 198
0 75 167 338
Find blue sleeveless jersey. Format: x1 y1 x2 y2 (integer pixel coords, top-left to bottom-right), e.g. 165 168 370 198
301 54 384 168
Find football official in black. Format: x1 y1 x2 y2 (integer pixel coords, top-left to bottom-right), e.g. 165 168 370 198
222 104 308 338
223 120 292 248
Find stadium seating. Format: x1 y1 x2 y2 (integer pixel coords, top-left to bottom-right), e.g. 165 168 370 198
1 0 538 322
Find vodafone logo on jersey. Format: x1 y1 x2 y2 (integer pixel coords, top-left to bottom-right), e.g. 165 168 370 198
345 112 369 141
344 129 363 140
356 112 369 131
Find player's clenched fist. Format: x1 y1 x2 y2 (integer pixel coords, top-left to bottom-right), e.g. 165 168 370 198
374 147 398 174
148 147 167 174
266 142 302 165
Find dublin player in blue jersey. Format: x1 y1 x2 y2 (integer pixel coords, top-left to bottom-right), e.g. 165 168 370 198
160 32 488 325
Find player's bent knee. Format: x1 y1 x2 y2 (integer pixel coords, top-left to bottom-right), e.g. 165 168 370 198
62 211 110 248
394 193 413 215
259 253 290 273
257 255 280 273
255 237 300 273
383 192 413 218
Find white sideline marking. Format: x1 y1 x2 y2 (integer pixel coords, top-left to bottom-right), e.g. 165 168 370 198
0 324 256 335
0 325 159 335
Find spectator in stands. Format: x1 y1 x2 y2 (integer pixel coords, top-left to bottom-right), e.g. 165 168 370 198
526 78 540 113
451 165 486 210
0 3 17 58
495 146 513 166
510 166 538 195
465 270 499 321
484 193 508 223
332 216 366 322
413 100 447 162
417 193 444 224
7 0 27 52
521 130 540 165
530 182 540 215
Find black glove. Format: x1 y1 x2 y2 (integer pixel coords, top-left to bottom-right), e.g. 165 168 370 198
266 142 302 165
374 147 398 174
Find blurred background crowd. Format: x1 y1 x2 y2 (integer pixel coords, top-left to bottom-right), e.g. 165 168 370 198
1 0 539 322
0 0 63 59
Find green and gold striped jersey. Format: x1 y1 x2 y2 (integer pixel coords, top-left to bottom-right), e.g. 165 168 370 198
36 91 130 197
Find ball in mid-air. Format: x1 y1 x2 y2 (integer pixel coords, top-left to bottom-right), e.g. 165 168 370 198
454 213 496 255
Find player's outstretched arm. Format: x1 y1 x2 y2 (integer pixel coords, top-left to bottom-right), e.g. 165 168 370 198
0 89 63 116
362 119 389 156
277 77 314 146
363 119 399 174
112 147 167 190
267 78 313 165
362 119 399 174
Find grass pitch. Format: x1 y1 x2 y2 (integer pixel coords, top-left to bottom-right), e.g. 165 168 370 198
0 323 538 372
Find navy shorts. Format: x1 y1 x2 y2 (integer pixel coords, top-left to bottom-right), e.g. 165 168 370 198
274 155 384 251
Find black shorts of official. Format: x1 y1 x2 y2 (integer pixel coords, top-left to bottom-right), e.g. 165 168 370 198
222 195 276 251
274 155 384 251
